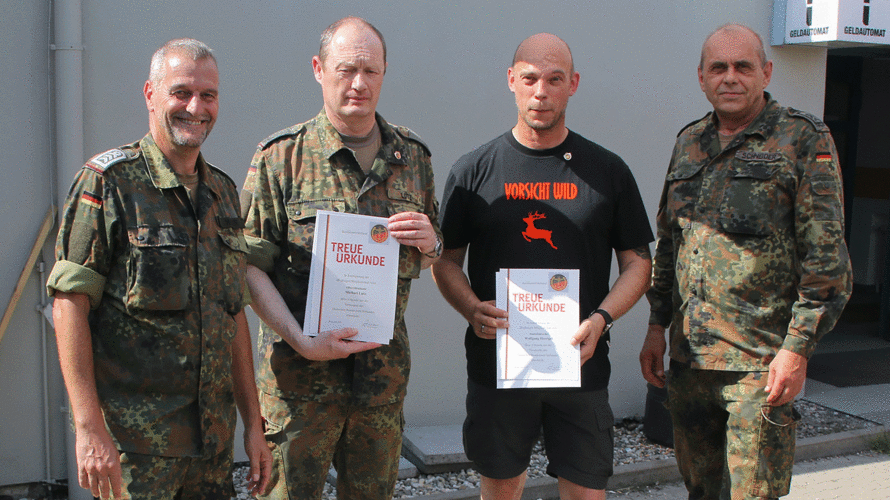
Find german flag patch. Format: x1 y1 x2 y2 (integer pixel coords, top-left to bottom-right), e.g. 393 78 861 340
81 191 102 210
816 153 833 163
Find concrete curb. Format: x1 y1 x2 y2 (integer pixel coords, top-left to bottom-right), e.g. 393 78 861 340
406 425 887 500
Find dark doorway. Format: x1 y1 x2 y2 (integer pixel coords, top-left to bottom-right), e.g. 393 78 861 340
823 49 890 341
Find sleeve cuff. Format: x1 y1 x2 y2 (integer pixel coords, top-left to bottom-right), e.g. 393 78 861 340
780 328 817 359
244 235 279 273
648 310 672 327
46 260 106 309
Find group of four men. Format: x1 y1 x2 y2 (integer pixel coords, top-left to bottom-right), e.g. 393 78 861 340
48 15 851 500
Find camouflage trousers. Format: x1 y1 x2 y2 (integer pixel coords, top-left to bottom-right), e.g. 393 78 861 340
667 362 800 500
259 392 404 500
117 448 234 500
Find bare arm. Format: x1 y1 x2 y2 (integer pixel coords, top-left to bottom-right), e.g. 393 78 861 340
230 310 271 495
430 246 508 340
53 292 122 499
571 245 652 365
245 265 380 360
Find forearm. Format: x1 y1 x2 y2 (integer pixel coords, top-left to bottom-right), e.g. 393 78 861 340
430 248 481 323
52 292 106 433
596 247 652 321
231 310 263 430
245 265 306 353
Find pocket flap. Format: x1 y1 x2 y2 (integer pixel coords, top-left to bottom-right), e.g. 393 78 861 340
285 199 348 221
127 225 189 247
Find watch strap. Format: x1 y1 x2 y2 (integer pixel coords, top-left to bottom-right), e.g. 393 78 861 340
592 308 613 328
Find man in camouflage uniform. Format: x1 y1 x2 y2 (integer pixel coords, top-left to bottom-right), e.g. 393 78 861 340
48 39 270 500
241 17 441 499
640 24 852 499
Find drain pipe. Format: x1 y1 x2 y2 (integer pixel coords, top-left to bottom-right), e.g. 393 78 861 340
52 1 88 499
52 0 84 201
37 262 52 484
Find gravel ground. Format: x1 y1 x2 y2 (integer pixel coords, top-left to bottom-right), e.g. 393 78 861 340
233 399 878 499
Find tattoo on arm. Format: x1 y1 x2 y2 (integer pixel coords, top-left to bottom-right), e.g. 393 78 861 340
631 245 651 260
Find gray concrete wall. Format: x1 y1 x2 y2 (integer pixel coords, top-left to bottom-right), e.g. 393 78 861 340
0 0 68 485
0 0 831 484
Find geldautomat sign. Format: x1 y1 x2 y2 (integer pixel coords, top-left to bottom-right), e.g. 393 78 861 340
772 0 889 46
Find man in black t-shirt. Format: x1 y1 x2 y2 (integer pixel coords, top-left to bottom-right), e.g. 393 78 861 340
432 33 653 500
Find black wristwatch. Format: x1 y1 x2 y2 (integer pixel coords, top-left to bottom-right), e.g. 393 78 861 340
590 308 613 334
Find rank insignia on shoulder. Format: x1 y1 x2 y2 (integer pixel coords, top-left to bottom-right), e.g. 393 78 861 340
86 148 128 173
258 124 306 149
394 125 431 156
787 108 829 132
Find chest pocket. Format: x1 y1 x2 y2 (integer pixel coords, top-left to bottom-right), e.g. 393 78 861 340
284 199 348 273
387 187 425 280
387 187 424 216
665 163 706 226
126 225 190 311
719 162 777 236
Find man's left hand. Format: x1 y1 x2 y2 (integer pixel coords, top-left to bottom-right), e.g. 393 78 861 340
243 423 272 496
570 314 606 366
765 349 808 406
388 212 438 256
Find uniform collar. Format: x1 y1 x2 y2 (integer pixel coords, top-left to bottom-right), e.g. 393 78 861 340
703 92 780 140
700 92 781 154
312 109 410 168
140 133 222 198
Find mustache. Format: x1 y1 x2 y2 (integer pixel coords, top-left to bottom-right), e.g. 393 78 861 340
172 111 212 122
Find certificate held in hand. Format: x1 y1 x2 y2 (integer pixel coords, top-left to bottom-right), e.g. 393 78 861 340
496 268 581 388
304 211 400 344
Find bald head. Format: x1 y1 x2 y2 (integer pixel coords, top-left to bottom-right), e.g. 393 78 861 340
512 33 574 74
700 24 767 70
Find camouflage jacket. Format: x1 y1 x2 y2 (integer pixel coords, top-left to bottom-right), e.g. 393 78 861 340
242 110 440 406
47 134 250 457
647 94 852 370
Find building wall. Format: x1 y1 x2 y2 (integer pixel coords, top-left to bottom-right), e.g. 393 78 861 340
0 0 69 485
0 0 830 484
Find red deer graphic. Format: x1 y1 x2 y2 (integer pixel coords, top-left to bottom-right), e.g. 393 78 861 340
522 211 557 250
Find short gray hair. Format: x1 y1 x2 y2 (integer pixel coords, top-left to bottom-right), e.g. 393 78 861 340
149 38 216 84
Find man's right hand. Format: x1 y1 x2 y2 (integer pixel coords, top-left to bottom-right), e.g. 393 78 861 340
75 426 122 499
297 327 381 361
639 324 668 388
471 300 509 340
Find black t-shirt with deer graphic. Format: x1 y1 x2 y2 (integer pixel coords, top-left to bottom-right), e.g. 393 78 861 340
440 130 653 390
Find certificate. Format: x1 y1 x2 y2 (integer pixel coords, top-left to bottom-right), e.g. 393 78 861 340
303 211 399 344
496 268 580 388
